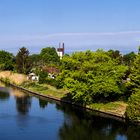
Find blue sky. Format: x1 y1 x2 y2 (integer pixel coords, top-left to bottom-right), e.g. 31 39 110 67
0 0 140 54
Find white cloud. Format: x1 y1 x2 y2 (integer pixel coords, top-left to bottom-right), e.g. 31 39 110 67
0 31 140 54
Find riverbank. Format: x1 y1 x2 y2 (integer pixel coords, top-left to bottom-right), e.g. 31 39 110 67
2 71 140 125
0 71 129 120
1 81 140 140
7 82 128 122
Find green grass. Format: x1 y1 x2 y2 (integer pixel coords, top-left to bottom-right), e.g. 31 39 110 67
88 101 127 116
21 82 68 99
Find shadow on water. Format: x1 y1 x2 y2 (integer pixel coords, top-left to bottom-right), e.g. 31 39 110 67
0 87 10 101
39 98 48 109
56 103 140 140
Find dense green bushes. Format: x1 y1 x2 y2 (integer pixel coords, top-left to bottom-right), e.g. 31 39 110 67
56 50 128 105
126 90 140 121
38 70 58 87
125 54 140 121
128 54 140 89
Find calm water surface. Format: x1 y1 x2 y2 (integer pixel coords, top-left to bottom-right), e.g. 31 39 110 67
0 84 140 140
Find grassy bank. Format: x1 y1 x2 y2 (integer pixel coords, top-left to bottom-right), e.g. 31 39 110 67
0 71 127 118
0 71 68 99
21 82 68 99
88 101 127 117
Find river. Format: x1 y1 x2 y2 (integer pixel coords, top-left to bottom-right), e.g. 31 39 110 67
0 84 140 140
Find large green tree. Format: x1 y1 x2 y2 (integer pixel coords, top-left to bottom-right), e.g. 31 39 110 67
57 50 128 105
28 54 42 70
40 47 60 64
16 47 31 74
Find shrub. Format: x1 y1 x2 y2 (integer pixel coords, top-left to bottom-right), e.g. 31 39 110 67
126 89 140 121
38 71 48 84
45 78 58 87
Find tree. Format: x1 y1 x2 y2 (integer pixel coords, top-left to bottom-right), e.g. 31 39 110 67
40 47 60 64
28 54 42 70
57 50 128 105
128 54 140 89
108 50 123 64
123 52 136 66
16 47 31 74
126 89 140 121
0 50 15 70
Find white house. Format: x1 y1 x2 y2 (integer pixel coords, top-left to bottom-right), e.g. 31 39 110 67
27 73 39 82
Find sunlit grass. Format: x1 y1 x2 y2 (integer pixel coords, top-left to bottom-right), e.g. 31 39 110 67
22 82 68 99
88 101 127 116
0 71 27 85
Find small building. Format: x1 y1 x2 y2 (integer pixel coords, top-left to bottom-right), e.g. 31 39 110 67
27 73 39 82
57 42 65 59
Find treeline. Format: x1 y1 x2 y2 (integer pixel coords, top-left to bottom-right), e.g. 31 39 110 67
0 46 140 121
0 47 60 80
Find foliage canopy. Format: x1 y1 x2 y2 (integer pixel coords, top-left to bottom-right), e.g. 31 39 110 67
57 50 128 105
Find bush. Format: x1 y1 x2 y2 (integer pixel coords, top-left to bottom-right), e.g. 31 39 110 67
38 71 48 84
126 89 140 121
45 78 58 87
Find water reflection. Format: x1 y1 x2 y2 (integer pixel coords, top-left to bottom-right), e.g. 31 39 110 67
39 98 48 109
0 83 140 140
56 103 140 140
9 88 32 115
15 95 31 115
0 87 10 101
11 88 27 98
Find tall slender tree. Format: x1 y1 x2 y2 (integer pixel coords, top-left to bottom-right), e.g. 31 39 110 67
16 47 30 74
